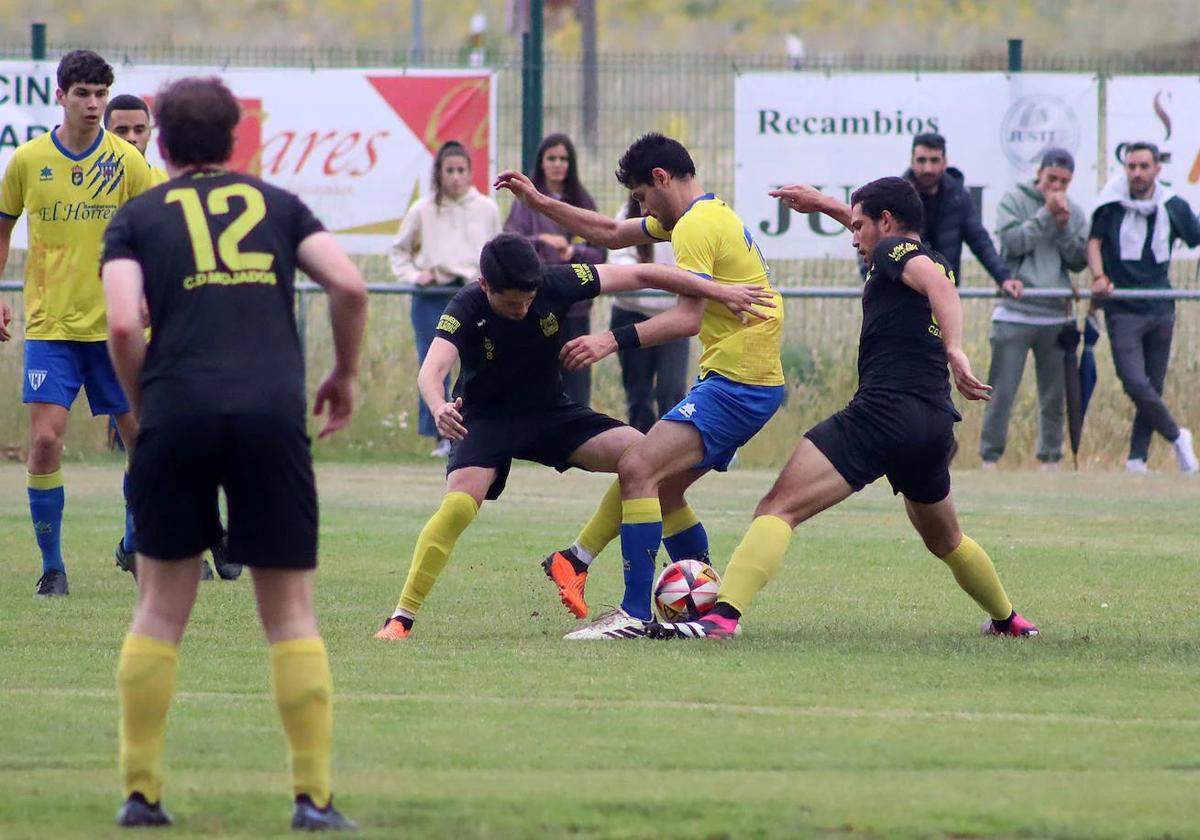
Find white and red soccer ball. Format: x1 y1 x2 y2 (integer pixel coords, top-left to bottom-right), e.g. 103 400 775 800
653 559 721 622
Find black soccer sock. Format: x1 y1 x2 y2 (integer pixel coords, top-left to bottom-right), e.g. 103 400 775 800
710 602 742 621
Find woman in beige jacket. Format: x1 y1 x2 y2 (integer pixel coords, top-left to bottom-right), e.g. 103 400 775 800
390 141 500 456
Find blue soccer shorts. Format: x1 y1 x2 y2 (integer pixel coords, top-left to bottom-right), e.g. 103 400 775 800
661 373 786 471
23 339 131 415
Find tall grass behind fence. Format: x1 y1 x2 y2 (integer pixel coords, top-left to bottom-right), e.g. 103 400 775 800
1 45 1198 467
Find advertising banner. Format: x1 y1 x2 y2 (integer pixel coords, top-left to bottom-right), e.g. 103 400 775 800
735 72 1099 262
0 62 496 253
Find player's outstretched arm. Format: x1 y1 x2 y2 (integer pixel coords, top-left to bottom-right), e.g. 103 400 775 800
560 296 705 372
298 231 369 438
901 255 991 402
494 169 651 249
0 217 13 341
594 263 774 320
419 337 468 441
770 185 853 229
101 258 148 412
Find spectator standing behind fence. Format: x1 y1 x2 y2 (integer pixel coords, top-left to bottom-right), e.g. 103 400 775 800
1089 141 1200 473
503 133 607 405
903 133 1010 287
979 148 1088 470
609 196 691 432
391 141 500 457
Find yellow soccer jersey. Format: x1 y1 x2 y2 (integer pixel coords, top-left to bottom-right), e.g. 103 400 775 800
0 128 153 340
149 165 169 186
644 194 784 385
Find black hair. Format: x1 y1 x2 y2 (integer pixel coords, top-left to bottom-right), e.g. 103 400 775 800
154 77 240 168
531 132 595 210
850 176 924 234
1124 141 1161 163
479 233 542 292
432 140 472 206
615 132 696 189
911 132 946 154
57 49 114 93
104 93 150 125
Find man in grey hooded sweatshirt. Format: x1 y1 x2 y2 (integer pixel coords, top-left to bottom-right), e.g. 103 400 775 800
979 148 1087 468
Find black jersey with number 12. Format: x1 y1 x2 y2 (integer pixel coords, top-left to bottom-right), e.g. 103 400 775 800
102 171 325 426
858 236 958 414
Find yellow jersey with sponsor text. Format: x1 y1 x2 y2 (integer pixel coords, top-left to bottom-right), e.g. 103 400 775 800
644 194 784 386
0 128 152 340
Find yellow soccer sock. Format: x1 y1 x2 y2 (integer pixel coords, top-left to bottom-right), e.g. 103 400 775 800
939 534 1013 620
396 491 479 615
117 633 179 803
271 637 334 807
716 515 793 615
662 504 701 538
573 479 622 561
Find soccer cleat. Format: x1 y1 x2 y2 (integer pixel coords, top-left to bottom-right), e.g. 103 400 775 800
647 613 740 640
35 569 68 597
115 538 137 578
562 606 648 640
1125 458 1148 474
542 550 589 618
116 792 173 827
373 617 411 641
210 532 243 580
981 611 1040 638
1173 428 1199 474
291 795 358 831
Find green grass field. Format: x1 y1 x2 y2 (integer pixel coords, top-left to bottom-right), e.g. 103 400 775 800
1 460 1197 839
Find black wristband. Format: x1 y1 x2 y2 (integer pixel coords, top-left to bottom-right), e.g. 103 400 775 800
612 324 641 350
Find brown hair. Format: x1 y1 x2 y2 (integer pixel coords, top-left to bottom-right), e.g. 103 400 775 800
154 77 239 168
432 140 472 206
624 196 655 264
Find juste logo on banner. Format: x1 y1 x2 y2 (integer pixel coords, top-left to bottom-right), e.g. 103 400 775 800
735 72 1099 263
0 62 497 254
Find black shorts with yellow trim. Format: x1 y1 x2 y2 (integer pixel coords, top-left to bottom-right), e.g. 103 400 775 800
448 401 626 500
804 391 960 505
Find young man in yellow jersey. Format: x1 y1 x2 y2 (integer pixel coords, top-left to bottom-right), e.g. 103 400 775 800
496 133 786 638
104 94 170 185
0 50 152 597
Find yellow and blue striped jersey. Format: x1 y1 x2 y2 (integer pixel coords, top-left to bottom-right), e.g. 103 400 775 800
0 128 152 340
644 194 784 386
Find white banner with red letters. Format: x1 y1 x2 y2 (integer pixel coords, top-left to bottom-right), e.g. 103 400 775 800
0 61 497 254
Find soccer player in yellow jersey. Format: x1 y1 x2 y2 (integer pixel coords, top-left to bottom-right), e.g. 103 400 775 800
104 94 170 185
0 50 152 597
496 133 786 638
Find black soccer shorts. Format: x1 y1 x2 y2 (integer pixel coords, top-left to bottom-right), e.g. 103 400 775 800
804 392 959 505
447 401 627 500
130 413 318 568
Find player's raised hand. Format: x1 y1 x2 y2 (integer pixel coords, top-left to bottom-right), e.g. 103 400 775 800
947 348 992 401
313 370 356 438
714 283 776 322
560 332 617 372
434 397 468 442
494 170 540 206
0 299 11 341
769 184 832 214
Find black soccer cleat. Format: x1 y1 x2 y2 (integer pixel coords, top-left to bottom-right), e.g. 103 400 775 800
210 531 242 580
291 795 358 832
116 792 173 827
35 569 69 597
115 539 137 579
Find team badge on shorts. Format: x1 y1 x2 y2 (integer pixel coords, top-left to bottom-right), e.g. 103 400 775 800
28 369 47 390
71 165 83 186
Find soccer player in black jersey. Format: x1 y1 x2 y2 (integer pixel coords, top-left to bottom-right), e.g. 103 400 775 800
374 232 774 640
651 177 1040 641
100 77 366 830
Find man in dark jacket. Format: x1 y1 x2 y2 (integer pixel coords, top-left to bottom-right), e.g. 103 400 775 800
903 133 1011 287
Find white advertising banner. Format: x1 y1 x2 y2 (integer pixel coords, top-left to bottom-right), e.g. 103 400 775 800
1106 75 1200 257
0 62 496 254
735 72 1099 262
